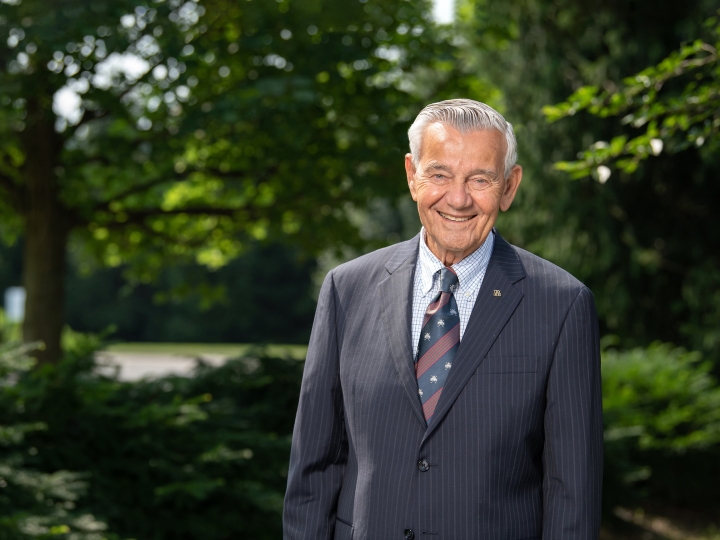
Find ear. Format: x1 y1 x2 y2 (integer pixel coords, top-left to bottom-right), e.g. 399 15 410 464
405 153 419 201
499 165 522 212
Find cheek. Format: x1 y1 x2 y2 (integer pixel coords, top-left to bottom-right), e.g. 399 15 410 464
415 183 445 210
471 191 502 214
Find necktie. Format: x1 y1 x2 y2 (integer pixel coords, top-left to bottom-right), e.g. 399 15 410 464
416 267 460 422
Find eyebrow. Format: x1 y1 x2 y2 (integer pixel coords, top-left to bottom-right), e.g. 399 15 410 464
426 163 499 179
426 163 453 173
468 168 499 179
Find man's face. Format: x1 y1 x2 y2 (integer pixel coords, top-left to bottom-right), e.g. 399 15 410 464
405 122 522 266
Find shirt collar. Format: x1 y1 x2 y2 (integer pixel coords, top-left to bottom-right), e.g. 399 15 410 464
417 228 495 296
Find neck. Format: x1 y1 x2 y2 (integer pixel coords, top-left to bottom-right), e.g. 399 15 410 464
423 230 479 266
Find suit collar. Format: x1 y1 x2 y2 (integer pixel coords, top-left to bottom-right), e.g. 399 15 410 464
488 228 526 283
387 229 524 281
384 233 420 274
378 234 426 427
379 230 527 433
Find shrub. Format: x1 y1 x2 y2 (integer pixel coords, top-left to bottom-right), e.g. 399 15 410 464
1 343 303 540
5 332 720 537
602 341 720 512
0 341 111 539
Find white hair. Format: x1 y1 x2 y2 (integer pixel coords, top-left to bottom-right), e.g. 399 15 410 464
408 99 518 179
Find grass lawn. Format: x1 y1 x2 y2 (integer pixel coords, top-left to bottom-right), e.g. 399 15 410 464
103 342 308 359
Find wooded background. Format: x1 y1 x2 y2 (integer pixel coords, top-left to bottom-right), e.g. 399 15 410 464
0 0 719 537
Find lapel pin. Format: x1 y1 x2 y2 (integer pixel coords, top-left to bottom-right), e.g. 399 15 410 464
493 290 502 297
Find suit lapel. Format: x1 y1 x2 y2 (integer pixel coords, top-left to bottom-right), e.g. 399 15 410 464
377 235 426 428
423 232 526 440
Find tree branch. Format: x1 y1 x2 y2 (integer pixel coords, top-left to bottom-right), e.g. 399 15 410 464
98 177 176 208
92 206 260 244
128 207 242 217
106 206 254 226
92 165 277 214
136 220 217 249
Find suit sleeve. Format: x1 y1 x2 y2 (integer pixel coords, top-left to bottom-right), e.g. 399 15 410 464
283 270 348 540
542 286 603 539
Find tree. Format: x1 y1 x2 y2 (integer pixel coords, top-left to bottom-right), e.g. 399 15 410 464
0 0 459 363
543 17 719 177
457 0 720 358
541 12 720 358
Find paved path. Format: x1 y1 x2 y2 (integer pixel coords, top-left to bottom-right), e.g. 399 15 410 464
95 351 230 381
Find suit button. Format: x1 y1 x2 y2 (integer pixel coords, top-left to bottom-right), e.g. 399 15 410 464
403 529 415 540
417 459 430 472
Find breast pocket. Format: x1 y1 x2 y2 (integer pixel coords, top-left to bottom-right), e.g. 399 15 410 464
334 517 353 540
484 356 538 374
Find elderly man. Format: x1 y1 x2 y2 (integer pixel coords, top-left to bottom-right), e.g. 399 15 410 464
284 99 603 540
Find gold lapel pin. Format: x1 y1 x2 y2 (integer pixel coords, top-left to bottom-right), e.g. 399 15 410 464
493 290 502 297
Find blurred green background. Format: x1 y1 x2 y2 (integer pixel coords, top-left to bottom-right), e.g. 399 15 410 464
1 0 719 537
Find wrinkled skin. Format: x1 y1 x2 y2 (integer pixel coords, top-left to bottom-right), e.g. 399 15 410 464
405 122 523 266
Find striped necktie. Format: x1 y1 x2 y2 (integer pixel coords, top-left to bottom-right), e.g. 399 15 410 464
415 267 459 422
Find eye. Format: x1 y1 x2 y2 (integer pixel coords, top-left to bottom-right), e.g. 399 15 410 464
428 173 450 184
470 178 490 190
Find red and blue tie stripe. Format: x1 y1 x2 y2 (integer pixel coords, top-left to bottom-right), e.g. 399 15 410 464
416 267 460 422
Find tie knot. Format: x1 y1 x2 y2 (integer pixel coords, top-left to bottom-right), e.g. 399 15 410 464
438 267 458 293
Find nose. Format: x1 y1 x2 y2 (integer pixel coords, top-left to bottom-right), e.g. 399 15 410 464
444 178 473 209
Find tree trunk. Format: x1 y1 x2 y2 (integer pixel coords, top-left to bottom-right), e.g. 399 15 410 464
21 96 67 366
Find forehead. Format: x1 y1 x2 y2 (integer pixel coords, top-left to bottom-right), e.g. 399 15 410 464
421 122 506 166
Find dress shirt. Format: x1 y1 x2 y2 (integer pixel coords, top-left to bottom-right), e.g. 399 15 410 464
411 228 495 358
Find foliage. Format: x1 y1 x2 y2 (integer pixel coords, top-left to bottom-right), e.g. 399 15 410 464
457 0 720 361
543 14 720 179
0 0 473 362
601 341 720 512
603 341 720 451
65 242 318 344
1 344 304 540
0 237 317 345
0 341 112 539
6 327 720 533
0 0 455 261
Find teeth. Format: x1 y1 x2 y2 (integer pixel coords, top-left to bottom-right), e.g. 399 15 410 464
439 212 472 222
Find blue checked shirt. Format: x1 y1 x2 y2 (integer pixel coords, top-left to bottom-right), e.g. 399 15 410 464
411 228 495 359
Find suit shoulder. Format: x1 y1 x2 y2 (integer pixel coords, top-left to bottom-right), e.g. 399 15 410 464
329 237 418 290
512 245 590 297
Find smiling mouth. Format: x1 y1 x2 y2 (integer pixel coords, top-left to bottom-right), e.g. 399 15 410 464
438 211 475 222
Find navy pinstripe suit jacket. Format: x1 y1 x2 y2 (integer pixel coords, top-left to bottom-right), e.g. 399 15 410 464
284 231 603 540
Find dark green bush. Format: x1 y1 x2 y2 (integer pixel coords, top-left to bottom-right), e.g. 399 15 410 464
4 333 720 538
601 341 720 514
0 341 111 539
0 336 303 540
